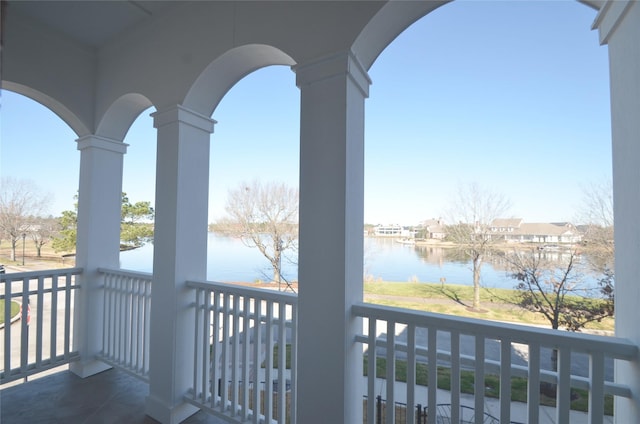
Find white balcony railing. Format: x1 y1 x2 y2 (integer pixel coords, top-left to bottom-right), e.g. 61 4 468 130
186 280 298 424
98 267 152 381
1 267 82 384
5 267 639 424
354 302 638 424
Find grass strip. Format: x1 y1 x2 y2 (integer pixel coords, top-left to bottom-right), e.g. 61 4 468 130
363 281 614 331
363 355 613 415
0 301 21 326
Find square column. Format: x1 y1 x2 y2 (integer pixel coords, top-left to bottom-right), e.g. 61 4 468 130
294 51 371 424
71 136 128 378
593 2 640 422
145 105 214 424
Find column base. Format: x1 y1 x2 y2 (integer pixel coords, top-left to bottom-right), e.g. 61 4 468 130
69 359 112 378
145 394 200 424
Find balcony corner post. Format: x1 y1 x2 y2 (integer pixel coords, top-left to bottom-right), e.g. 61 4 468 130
594 2 640 422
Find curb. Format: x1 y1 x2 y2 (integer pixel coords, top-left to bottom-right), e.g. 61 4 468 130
0 300 23 330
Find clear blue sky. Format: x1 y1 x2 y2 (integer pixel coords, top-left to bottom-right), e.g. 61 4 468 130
1 1 611 226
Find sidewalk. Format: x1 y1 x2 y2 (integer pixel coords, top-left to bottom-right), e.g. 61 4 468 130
366 377 613 424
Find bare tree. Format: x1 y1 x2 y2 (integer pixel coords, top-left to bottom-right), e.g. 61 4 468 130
507 248 613 332
30 216 58 257
216 180 298 288
445 182 511 311
0 177 50 261
577 179 614 275
506 247 613 394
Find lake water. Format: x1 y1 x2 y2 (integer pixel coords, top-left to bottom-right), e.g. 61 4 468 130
120 233 536 289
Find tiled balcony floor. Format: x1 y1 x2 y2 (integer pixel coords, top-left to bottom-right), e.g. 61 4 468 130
1 368 225 424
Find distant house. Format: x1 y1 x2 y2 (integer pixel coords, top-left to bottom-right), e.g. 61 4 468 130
490 219 582 244
419 218 447 240
373 224 414 238
489 218 523 233
373 224 402 236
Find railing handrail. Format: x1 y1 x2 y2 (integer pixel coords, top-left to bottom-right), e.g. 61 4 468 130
97 267 152 281
0 267 83 283
353 302 638 360
186 279 298 304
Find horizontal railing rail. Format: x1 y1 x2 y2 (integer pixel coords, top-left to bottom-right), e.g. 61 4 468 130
185 280 297 424
354 302 637 424
1 267 83 384
97 267 152 382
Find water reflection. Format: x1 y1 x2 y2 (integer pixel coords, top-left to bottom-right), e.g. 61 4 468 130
120 234 604 290
409 242 603 289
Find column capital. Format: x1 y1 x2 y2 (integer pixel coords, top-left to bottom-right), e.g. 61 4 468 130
152 104 216 133
592 0 635 45
294 50 371 98
76 135 128 154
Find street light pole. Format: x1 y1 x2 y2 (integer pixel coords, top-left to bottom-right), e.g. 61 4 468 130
22 233 26 266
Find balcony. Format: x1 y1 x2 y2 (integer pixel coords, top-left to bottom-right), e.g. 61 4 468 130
2 268 636 424
4 0 640 422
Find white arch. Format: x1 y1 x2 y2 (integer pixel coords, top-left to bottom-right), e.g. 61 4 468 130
2 81 90 137
95 93 154 142
353 0 602 72
352 1 449 71
183 44 296 118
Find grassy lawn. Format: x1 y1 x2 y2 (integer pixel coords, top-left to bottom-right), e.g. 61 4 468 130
0 301 21 326
364 281 614 332
0 240 73 268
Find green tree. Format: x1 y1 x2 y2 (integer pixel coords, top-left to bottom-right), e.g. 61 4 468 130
52 193 154 252
52 201 78 253
120 193 154 247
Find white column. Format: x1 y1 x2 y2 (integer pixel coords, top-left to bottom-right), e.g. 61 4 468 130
145 105 214 424
593 2 640 423
70 136 127 378
294 51 370 424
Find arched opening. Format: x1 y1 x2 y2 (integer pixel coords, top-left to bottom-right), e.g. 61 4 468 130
118 106 157 261
116 65 301 283
0 89 81 263
363 1 611 319
207 65 300 285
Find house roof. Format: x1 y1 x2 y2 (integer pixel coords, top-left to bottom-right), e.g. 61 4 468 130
491 218 523 228
515 223 578 236
420 219 444 227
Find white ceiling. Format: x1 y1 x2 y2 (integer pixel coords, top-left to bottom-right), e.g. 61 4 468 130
6 1 173 48
6 0 605 51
